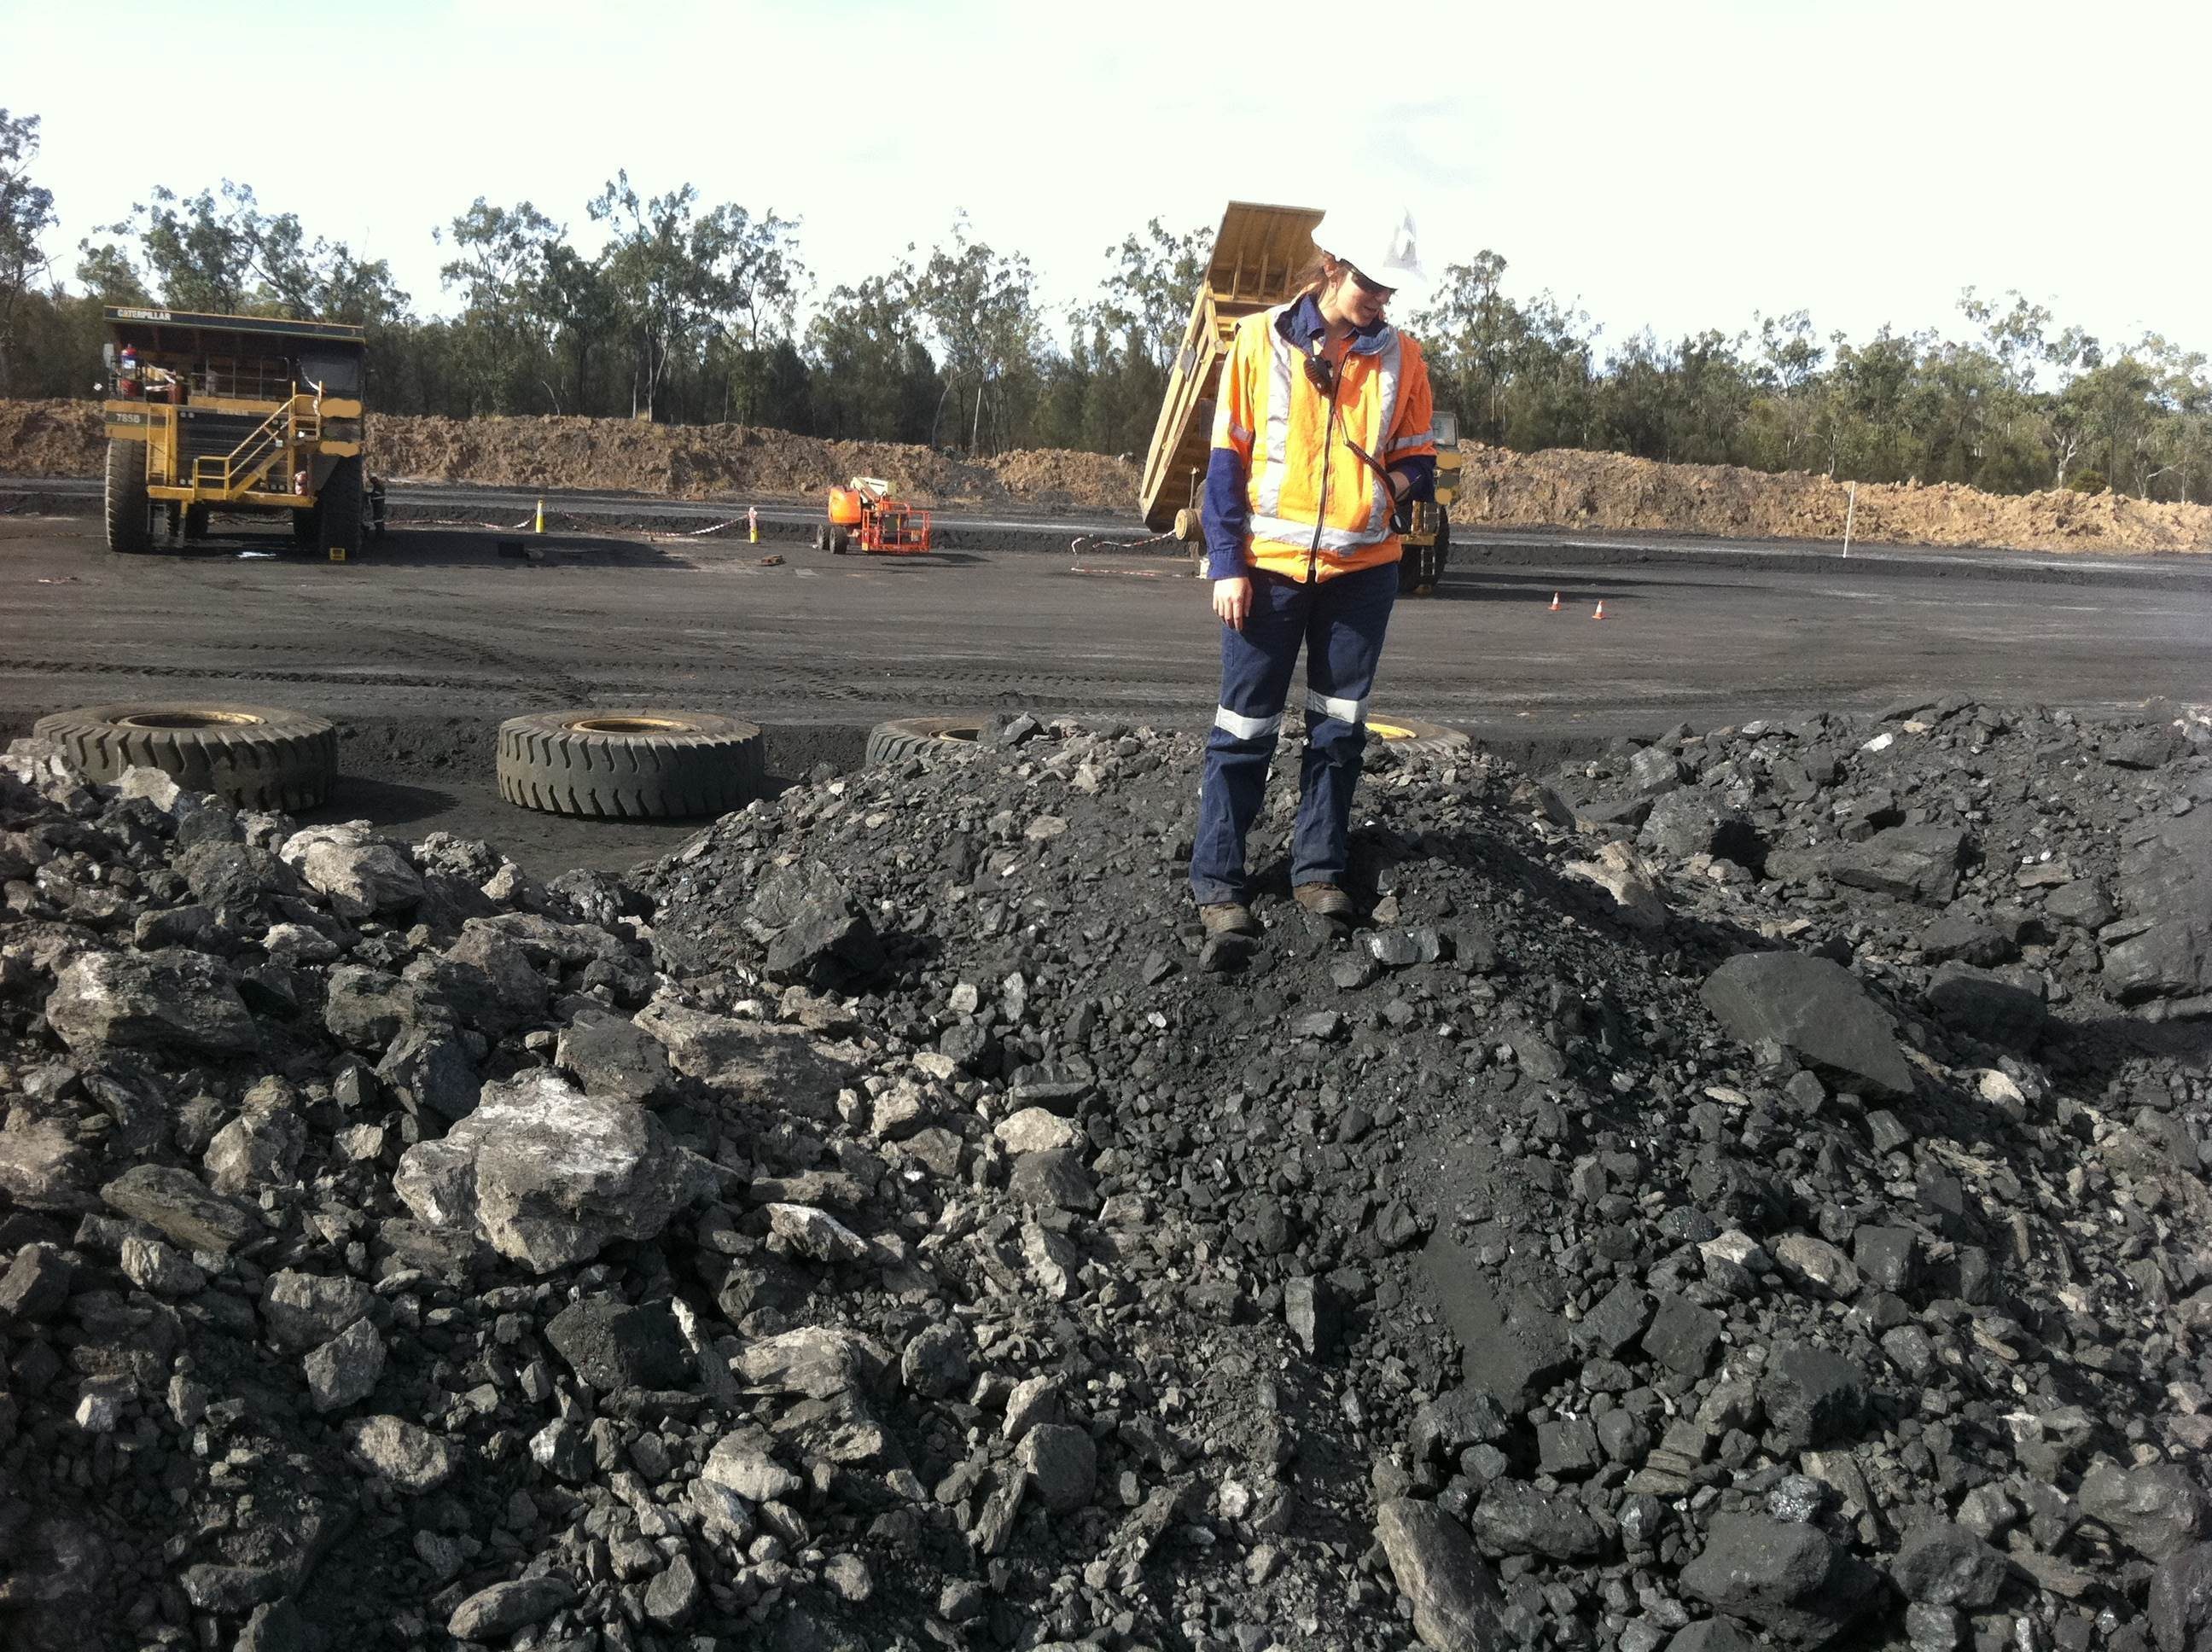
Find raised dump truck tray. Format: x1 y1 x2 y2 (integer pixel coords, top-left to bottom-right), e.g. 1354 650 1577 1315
1139 201 1323 537
1138 201 1458 594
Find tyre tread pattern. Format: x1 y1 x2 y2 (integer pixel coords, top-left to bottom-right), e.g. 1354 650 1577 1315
495 712 763 819
32 702 336 810
864 716 985 768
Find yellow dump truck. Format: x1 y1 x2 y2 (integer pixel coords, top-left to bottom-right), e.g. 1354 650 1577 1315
1139 201 1459 596
100 305 382 556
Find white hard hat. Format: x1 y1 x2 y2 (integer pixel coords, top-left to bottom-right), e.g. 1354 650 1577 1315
1312 206 1429 303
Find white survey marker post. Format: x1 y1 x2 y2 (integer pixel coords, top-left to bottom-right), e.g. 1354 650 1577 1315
1842 481 1857 559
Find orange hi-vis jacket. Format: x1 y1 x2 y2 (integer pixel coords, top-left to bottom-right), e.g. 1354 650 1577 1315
1209 299 1437 583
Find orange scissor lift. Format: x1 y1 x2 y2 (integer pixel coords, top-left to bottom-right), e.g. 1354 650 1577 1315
817 476 934 556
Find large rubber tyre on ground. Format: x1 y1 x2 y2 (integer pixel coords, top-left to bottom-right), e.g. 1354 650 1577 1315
105 439 151 556
1367 716 1470 760
317 457 365 558
497 711 764 819
828 526 851 556
32 702 336 810
1398 510 1452 596
865 716 984 766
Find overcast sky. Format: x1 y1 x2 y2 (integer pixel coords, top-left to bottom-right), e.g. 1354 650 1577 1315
13 0 2208 359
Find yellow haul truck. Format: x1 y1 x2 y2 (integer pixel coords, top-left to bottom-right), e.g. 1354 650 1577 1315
100 305 382 556
1139 201 1459 596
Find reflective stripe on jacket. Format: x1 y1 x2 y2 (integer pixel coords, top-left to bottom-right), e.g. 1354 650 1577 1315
1205 297 1437 583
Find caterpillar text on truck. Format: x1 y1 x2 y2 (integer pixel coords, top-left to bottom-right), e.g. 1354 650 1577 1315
99 306 387 557
1140 201 1460 596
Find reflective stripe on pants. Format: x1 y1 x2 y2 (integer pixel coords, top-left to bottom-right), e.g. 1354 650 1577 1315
1190 560 1397 906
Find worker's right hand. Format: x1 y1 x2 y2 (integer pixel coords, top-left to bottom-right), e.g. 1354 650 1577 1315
1213 575 1253 631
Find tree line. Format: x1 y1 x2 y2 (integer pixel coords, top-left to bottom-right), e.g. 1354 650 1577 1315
2 109 2205 503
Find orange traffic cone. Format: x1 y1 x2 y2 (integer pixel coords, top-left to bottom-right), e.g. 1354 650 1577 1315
1548 591 1562 612
1592 600 1606 620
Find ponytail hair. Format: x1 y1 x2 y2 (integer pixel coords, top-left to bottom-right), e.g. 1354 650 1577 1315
1291 253 1343 300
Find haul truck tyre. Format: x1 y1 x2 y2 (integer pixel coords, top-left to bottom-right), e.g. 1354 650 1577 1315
320 457 365 558
865 716 985 767
1399 509 1452 597
32 703 336 811
104 439 150 556
497 711 763 819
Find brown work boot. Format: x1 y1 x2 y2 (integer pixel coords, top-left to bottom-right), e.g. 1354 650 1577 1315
1198 902 1260 939
1292 882 1354 920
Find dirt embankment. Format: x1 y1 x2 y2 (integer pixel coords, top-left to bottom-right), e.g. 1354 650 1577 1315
6 398 2208 553
1456 442 2212 555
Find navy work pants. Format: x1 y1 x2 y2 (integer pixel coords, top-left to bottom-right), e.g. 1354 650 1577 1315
1190 560 1397 906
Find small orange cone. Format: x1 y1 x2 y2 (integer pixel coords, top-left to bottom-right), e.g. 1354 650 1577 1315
1548 591 1562 612
1592 599 1606 620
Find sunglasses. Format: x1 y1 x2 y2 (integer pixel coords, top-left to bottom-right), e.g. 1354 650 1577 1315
1346 265 1395 301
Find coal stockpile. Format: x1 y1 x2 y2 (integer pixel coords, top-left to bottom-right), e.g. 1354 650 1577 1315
0 699 2208 1652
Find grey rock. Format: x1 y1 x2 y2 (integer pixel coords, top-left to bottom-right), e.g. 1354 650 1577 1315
643 1554 699 1627
342 1414 457 1491
1576 1280 1655 1358
900 1323 971 1399
544 1297 693 1391
1423 1230 1576 1410
2081 1460 2208 1562
445 1575 576 1642
633 999 859 1119
1679 1514 1882 1649
2104 812 2212 1001
392 1069 704 1272
1702 951 1916 1097
2042 879 2117 931
1002 1373 1063 1442
1830 824 1970 904
1926 962 2046 1049
322 965 419 1051
1901 1601 1962 1652
1019 1423 1097 1513
374 1024 480 1123
748 860 886 986
1377 1497 1509 1651
702 1428 802 1502
1761 1344 1870 1452
0 1242 72 1322
305 1318 384 1412
1410 1385 1511 1463
1007 1149 1101 1215
1630 745 1685 795
203 1099 306 1195
1284 1273 1345 1358
2149 1542 2212 1652
118 1235 204 1295
45 948 257 1055
1642 1293 1726 1378
1668 1623 1765 1652
555 1011 672 1102
261 1269 374 1352
100 1164 259 1255
737 1327 888 1399
1469 1480 1610 1560
282 828 423 918
1889 1521 2007 1609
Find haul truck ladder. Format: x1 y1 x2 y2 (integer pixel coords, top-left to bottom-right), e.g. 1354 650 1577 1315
186 393 322 499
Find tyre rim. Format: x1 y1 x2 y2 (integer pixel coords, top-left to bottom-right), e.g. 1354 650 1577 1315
1369 722 1417 740
114 710 267 730
566 715 696 735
